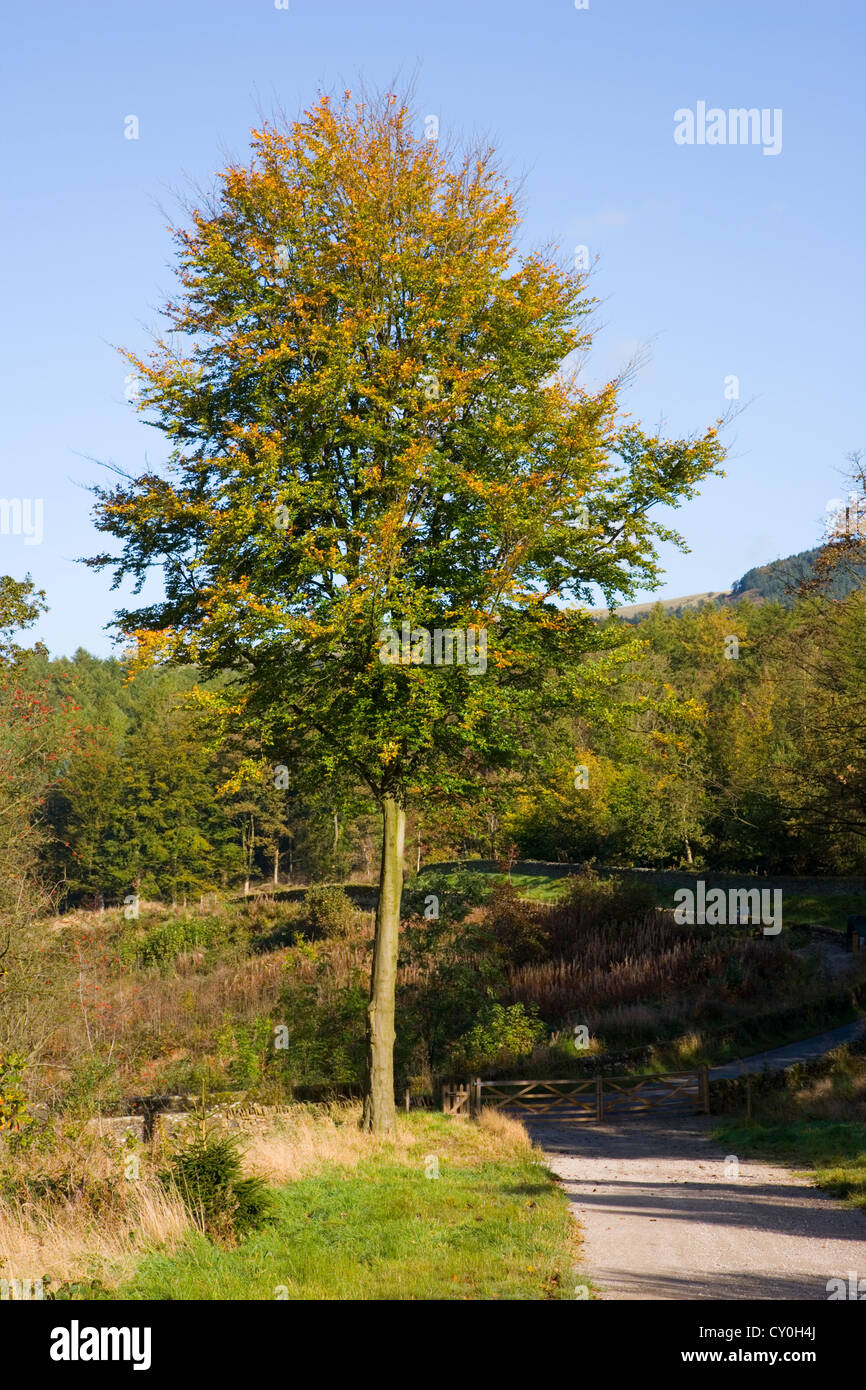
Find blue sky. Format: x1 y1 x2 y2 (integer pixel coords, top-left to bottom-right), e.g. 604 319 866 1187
1 0 863 656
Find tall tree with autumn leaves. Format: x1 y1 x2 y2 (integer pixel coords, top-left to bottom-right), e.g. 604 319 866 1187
87 91 724 1130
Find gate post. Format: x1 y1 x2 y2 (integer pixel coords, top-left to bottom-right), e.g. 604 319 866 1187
595 1075 604 1122
471 1077 482 1117
700 1065 710 1114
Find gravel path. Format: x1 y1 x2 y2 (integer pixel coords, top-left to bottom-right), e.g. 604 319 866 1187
524 1012 866 1300
529 1113 866 1300
513 932 866 1299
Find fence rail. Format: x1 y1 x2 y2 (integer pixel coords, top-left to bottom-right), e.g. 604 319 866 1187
442 1068 709 1120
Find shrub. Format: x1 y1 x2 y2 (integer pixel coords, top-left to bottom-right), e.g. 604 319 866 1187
0 1052 31 1135
58 1057 120 1118
402 870 488 924
485 882 550 965
163 1131 271 1244
304 885 357 939
243 896 307 950
216 1018 273 1090
452 1002 546 1073
548 869 657 942
123 914 226 969
275 979 368 1088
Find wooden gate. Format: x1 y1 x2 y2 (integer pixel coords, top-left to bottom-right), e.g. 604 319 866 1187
441 1081 475 1116
443 1069 709 1120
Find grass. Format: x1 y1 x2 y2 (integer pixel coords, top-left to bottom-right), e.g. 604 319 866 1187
5 1105 584 1300
427 867 866 928
488 873 572 903
646 1004 863 1071
0 1126 194 1293
410 868 571 904
714 1119 866 1210
113 1108 582 1301
779 892 866 930
713 1049 866 1210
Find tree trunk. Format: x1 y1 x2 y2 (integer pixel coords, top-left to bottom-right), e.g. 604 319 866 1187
273 846 279 886
361 793 405 1133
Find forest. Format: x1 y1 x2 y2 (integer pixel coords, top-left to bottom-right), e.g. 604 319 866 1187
4 546 865 927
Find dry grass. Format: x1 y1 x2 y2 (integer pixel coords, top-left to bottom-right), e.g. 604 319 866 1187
0 1183 191 1290
503 900 811 1038
238 1102 415 1182
0 1128 195 1288
229 1100 533 1184
476 1105 532 1154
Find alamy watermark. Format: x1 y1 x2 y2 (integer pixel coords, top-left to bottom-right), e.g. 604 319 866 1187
378 622 487 674
673 881 782 935
50 1322 151 1370
826 1271 866 1299
1 1277 45 1300
674 103 782 156
0 498 43 545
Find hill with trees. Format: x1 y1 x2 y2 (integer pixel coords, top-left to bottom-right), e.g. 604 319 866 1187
597 545 866 623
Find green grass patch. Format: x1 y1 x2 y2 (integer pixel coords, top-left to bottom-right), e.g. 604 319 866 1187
714 1119 866 1209
779 892 866 930
412 869 572 904
113 1113 583 1301
489 873 571 903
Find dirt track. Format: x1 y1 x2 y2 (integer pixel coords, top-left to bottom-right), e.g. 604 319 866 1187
529 1113 866 1300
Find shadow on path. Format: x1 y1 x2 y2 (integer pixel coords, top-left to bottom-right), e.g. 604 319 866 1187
525 1115 866 1301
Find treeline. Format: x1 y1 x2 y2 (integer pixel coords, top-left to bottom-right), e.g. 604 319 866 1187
3 570 866 914
14 649 375 906
730 546 866 605
47 583 866 887
514 586 866 873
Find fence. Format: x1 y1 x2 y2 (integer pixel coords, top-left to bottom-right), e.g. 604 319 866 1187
442 1068 710 1120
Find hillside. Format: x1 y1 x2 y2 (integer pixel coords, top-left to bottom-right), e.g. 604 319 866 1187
593 546 866 621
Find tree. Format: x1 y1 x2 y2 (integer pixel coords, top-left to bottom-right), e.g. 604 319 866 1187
769 591 866 864
0 578 77 1055
42 651 130 904
87 91 724 1130
118 685 230 903
214 732 296 891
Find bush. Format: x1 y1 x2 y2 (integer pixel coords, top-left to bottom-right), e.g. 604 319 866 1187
123 914 226 969
0 1052 32 1135
555 869 657 933
58 1057 120 1118
275 979 368 1088
402 870 489 924
242 895 306 950
304 885 357 939
452 1002 546 1073
216 1018 273 1090
485 883 550 965
163 1130 271 1244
